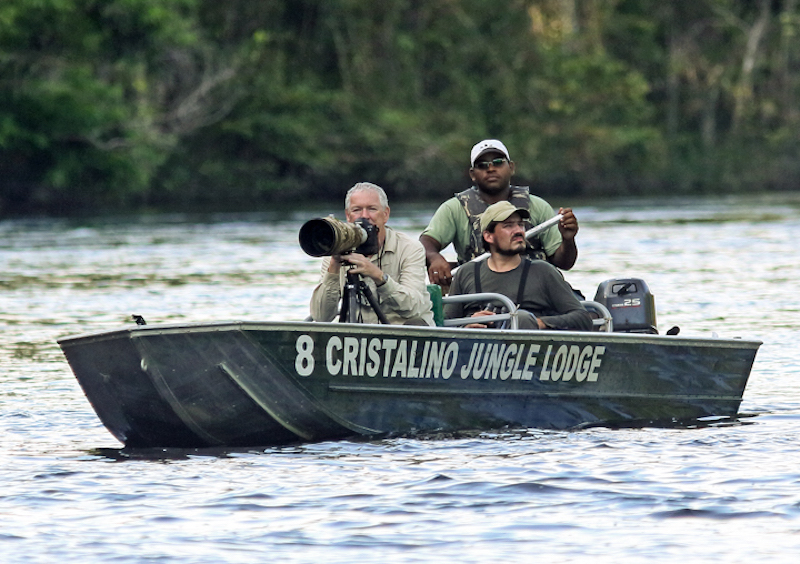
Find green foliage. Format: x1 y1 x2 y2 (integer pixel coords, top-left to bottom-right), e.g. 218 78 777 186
0 0 217 212
2 0 800 214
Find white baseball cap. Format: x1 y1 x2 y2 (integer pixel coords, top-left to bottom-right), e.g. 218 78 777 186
470 139 511 166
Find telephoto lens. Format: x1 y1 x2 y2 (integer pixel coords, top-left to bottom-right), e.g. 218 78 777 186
299 217 379 256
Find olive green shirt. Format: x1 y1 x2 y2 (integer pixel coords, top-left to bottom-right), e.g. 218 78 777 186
421 193 563 264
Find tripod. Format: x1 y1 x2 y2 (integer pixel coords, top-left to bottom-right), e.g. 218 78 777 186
339 269 390 324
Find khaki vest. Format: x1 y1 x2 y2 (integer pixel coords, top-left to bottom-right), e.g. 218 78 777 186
455 185 547 263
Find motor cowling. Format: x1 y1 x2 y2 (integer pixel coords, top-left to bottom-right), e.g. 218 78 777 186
593 278 658 334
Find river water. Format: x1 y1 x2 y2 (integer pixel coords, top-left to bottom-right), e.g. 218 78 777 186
2 194 800 563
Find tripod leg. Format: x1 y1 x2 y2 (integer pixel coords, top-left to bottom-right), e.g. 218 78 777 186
339 270 390 324
359 281 390 324
340 272 361 323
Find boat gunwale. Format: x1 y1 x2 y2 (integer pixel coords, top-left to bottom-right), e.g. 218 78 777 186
57 320 762 350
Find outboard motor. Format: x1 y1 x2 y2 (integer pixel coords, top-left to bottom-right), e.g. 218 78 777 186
593 278 658 334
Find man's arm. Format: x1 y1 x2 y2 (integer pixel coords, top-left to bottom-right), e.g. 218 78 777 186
547 207 578 270
420 234 453 285
537 265 592 331
420 198 461 285
309 257 342 321
376 240 433 320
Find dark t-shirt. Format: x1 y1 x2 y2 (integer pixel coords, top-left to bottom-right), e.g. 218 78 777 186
445 258 592 330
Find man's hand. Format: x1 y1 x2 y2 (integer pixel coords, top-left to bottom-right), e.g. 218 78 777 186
335 252 383 284
420 234 453 286
327 254 344 274
557 207 579 241
464 309 495 328
427 254 452 286
547 207 579 270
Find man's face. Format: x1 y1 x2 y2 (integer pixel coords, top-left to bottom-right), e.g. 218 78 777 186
484 212 527 256
345 190 390 234
469 150 515 194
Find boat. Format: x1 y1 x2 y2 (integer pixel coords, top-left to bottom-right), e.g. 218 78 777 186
57 278 761 448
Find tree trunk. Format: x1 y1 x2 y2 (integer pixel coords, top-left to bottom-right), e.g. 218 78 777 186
732 0 771 132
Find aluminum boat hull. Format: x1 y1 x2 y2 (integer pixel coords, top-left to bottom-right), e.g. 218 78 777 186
58 321 761 448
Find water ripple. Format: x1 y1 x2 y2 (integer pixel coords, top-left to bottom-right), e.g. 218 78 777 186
3 197 800 562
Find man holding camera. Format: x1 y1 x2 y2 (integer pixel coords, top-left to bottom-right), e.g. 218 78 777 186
445 201 591 331
310 182 435 326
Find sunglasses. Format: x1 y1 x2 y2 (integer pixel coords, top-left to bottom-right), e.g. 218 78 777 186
473 158 508 170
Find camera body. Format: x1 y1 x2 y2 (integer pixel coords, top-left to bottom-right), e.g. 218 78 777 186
299 217 380 257
348 218 380 256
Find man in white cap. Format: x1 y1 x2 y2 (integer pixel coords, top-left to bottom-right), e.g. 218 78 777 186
420 139 579 287
444 201 591 331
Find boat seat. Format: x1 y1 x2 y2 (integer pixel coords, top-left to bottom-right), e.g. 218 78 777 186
426 284 445 327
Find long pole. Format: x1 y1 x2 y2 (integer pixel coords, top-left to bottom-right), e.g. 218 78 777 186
452 213 563 273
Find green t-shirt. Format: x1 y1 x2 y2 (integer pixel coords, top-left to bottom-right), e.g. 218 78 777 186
421 192 562 264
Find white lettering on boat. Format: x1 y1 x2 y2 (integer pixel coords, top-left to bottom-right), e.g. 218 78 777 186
296 335 605 384
459 343 542 380
295 334 315 376
540 345 605 382
326 336 342 375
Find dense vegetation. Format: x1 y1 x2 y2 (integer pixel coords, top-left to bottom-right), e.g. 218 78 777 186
2 0 799 215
